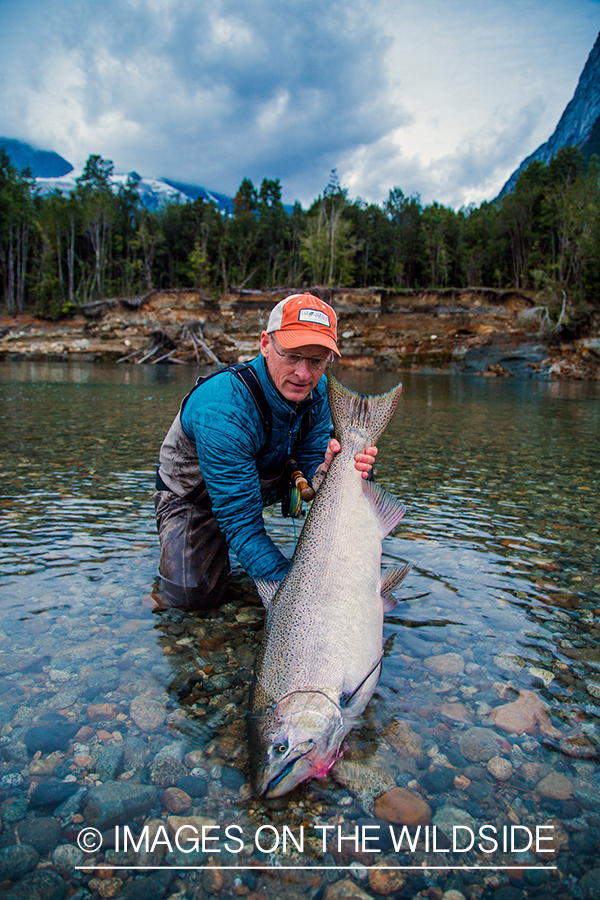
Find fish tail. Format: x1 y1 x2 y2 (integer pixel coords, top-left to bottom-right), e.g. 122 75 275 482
327 374 402 445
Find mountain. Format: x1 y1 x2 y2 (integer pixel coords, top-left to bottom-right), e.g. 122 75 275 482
500 32 600 195
1 137 234 212
0 137 73 178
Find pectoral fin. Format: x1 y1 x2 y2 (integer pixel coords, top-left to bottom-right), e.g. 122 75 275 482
381 563 412 613
254 578 281 609
363 480 406 538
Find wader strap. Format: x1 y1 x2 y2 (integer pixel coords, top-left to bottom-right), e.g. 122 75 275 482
156 362 314 501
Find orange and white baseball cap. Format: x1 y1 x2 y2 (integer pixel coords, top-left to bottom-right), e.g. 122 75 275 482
266 293 341 357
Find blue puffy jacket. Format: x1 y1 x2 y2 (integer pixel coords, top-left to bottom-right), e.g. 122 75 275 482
158 353 331 581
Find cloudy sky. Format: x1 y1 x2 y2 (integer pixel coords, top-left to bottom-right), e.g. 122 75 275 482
0 0 598 209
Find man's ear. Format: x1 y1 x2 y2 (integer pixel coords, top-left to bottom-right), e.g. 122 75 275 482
259 331 270 358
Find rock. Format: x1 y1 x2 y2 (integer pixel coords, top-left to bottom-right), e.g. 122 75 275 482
85 667 120 696
29 753 63 776
333 756 396 811
87 703 119 720
559 734 598 759
30 781 80 809
579 868 600 899
150 756 187 788
161 787 192 814
0 797 28 827
166 815 217 842
433 805 478 843
94 745 125 782
374 787 431 826
419 767 456 794
381 721 423 755
117 870 174 900
457 727 506 762
368 857 406 895
129 695 165 733
486 756 514 781
52 843 85 869
202 863 224 894
14 817 62 856
23 723 80 754
221 765 246 790
84 782 158 830
96 877 123 898
176 775 208 798
133 818 168 867
536 772 574 800
439 701 471 723
0 844 39 881
423 653 465 676
323 879 375 900
489 689 561 738
531 818 569 860
0 868 66 900
573 778 600 809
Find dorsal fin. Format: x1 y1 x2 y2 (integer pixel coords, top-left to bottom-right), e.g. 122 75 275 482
363 480 406 538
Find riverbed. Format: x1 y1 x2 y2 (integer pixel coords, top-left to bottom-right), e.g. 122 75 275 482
0 360 599 900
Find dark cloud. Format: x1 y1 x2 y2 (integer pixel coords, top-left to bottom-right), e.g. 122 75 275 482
0 0 399 203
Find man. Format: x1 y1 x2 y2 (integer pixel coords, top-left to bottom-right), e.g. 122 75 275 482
154 293 376 610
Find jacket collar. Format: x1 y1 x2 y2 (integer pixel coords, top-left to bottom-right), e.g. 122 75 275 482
251 353 320 417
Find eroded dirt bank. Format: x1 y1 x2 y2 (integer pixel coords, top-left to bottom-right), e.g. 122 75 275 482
1 287 599 379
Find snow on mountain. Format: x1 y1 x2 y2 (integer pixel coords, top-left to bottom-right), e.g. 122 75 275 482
34 171 191 210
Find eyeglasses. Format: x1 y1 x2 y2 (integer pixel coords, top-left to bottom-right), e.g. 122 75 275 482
269 334 333 371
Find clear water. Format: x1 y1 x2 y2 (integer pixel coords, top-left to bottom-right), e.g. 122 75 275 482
1 360 599 896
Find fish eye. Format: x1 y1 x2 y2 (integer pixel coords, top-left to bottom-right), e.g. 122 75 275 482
273 743 287 755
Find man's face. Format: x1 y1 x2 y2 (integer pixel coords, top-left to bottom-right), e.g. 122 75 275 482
260 332 329 402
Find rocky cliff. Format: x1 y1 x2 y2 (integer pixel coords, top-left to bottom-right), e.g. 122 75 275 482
1 288 599 380
501 31 600 194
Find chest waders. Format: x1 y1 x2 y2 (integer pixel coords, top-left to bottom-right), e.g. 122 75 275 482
154 364 313 611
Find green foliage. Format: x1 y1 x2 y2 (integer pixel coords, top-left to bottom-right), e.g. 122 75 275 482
1 148 600 318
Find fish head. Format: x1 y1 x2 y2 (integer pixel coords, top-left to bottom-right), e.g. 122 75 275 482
248 690 346 798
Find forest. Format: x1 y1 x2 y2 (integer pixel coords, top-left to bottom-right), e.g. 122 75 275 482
1 145 599 327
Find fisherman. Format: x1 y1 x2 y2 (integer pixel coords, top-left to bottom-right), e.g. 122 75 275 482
153 292 377 610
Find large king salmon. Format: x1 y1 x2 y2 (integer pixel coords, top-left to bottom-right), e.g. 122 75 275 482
248 374 410 798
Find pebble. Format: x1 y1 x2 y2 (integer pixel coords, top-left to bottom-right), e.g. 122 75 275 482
433 805 478 842
29 753 63 776
420 767 456 794
87 703 119 720
176 775 208 798
52 843 85 869
83 781 158 830
14 817 62 855
368 857 406 895
323 879 374 900
29 781 80 809
486 756 514 781
536 772 574 800
424 653 465 676
202 864 225 894
457 727 506 762
0 868 66 900
129 695 165 733
161 787 192 814
23 723 80 754
374 787 431 826
489 690 561 738
0 844 39 881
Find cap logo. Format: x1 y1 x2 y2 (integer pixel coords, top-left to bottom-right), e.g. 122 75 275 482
298 308 330 327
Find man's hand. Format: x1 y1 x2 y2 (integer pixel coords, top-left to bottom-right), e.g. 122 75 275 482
315 438 378 487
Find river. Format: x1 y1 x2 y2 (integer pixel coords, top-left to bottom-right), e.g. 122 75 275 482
0 360 599 899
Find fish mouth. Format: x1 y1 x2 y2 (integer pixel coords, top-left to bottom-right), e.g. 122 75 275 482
259 742 329 799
